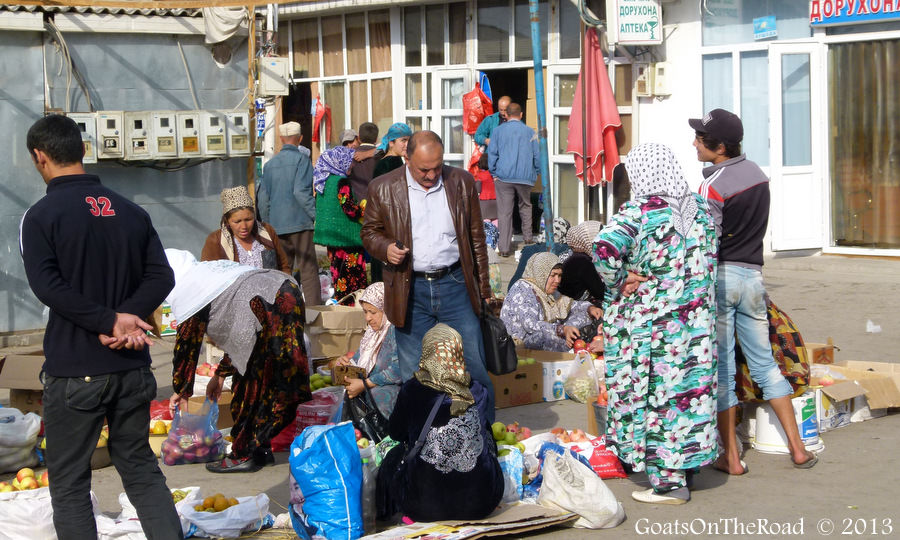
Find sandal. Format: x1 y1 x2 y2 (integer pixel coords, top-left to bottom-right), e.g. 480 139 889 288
712 457 749 475
793 451 818 469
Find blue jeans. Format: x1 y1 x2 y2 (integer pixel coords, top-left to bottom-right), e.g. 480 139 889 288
42 367 183 540
716 265 793 412
394 266 495 422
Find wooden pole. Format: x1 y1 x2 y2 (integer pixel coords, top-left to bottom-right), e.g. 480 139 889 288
247 4 257 196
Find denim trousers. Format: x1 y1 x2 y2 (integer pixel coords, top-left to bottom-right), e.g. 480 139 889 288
716 264 793 411
394 266 495 423
42 366 183 540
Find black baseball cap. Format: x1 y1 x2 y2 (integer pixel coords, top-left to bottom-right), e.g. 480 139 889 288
689 108 743 145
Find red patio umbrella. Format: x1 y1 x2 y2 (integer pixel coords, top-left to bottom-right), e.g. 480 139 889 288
565 27 621 186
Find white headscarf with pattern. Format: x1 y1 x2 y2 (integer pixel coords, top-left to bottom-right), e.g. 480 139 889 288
624 143 697 237
355 282 392 375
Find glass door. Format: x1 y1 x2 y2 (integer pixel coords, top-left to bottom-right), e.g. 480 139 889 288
768 42 825 250
431 70 471 169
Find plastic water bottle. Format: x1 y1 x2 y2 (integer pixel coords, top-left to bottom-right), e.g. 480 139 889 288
360 446 377 535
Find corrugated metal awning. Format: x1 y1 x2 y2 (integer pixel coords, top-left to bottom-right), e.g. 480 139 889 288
0 4 202 17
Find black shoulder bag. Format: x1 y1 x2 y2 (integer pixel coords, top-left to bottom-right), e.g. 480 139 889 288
344 383 390 443
480 300 518 375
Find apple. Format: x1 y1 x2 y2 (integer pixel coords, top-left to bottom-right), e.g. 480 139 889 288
820 375 835 387
504 432 517 445
357 438 370 449
163 455 177 466
40 471 49 487
516 427 532 441
591 334 604 342
491 422 507 442
498 448 511 457
20 477 39 490
573 339 587 352
182 451 196 463
0 483 13 493
16 468 35 483
505 423 519 435
354 428 363 441
514 442 526 454
11 478 22 490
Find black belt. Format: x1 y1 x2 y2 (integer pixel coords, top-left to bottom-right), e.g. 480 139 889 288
413 260 461 280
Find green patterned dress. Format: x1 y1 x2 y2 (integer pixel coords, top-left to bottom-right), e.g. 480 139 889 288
593 194 718 491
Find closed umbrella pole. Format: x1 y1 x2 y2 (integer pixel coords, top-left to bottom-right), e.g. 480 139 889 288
529 0 554 250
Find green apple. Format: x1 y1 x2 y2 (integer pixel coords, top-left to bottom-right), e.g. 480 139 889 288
504 432 517 445
491 422 507 441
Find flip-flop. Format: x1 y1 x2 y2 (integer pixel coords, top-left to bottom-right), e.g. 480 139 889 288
712 458 749 475
793 452 818 469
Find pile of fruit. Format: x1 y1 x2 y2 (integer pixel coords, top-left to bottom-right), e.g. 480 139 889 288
195 362 218 377
572 335 604 358
194 493 240 513
309 372 333 391
160 427 225 466
491 422 530 456
0 468 48 492
550 427 591 444
171 489 190 503
150 420 171 435
596 381 609 406
517 357 537 366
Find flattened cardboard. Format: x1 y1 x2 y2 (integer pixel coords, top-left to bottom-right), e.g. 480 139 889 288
489 362 543 408
305 305 367 358
830 362 900 409
0 346 45 390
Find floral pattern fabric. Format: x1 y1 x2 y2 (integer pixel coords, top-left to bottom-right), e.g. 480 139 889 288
172 280 311 459
500 280 592 352
592 194 718 488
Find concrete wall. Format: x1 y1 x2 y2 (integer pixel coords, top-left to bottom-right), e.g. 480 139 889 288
1 31 251 333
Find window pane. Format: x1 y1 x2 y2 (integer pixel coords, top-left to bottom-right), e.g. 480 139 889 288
406 74 423 110
344 13 367 75
426 5 445 66
702 0 811 46
350 81 368 131
614 64 633 106
781 53 811 167
555 74 578 107
405 7 422 66
407 116 423 132
323 81 346 146
372 78 393 137
514 0 548 61
555 163 580 225
443 117 464 153
702 53 733 113
449 3 467 65
277 22 290 57
292 18 320 78
478 0 509 63
369 10 391 72
740 50 768 166
617 114 632 156
442 78 465 109
559 0 581 59
322 15 344 77
555 115 569 154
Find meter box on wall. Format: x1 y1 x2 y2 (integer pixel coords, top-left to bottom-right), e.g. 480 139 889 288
225 111 250 156
258 57 289 96
124 111 152 160
151 111 178 159
200 110 227 156
97 111 124 159
67 112 97 164
176 112 201 158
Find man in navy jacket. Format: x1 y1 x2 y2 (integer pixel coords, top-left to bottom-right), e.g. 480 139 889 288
19 114 182 539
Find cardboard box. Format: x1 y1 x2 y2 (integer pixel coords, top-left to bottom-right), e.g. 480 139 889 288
0 346 45 414
9 389 43 416
186 391 234 430
305 305 367 358
517 349 575 402
805 338 836 364
831 361 900 409
586 400 607 437
811 378 864 432
849 395 887 423
489 362 543 409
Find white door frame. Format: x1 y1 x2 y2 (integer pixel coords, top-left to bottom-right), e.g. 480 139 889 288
768 41 827 251
430 68 472 168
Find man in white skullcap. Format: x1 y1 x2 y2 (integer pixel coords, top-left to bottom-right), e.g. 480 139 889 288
256 121 323 305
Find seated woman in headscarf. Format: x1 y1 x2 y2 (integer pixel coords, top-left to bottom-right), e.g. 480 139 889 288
201 186 290 273
593 143 718 505
166 250 310 473
501 252 602 352
313 144 367 300
333 282 402 416
377 324 503 522
506 216 572 291
558 220 606 304
373 122 413 178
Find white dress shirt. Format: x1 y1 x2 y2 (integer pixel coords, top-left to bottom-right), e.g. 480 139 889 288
405 167 459 272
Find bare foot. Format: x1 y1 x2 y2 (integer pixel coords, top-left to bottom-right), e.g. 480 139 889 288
712 455 748 475
792 449 818 469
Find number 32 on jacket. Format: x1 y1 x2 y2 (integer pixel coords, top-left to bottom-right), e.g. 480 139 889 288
85 196 116 217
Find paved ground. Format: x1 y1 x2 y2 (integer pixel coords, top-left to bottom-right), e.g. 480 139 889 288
4 251 900 538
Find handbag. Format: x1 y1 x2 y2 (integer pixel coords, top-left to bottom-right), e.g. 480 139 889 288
343 384 390 443
481 300 518 375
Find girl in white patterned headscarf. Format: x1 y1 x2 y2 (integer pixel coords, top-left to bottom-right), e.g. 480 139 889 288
624 143 698 237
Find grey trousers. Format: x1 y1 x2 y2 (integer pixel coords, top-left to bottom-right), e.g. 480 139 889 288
279 229 323 306
495 179 533 253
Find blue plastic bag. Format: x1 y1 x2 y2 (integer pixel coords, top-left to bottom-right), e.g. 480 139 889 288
289 422 363 540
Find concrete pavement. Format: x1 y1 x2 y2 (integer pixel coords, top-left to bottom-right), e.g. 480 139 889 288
4 252 899 538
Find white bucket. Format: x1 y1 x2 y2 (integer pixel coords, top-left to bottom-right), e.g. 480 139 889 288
752 392 824 455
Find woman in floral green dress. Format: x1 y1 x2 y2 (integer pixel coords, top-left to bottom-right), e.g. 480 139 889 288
593 143 718 505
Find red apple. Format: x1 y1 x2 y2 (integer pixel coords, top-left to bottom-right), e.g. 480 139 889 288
40 471 49 487
591 334 604 342
573 339 587 352
20 477 39 490
505 423 519 434
16 468 35 483
516 427 532 441
354 428 363 441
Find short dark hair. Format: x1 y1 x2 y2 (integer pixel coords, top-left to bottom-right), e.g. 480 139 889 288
26 114 84 166
358 122 379 144
221 206 259 238
407 130 443 157
698 132 741 159
506 102 523 117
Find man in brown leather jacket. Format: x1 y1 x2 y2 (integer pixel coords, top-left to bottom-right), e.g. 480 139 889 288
362 130 495 419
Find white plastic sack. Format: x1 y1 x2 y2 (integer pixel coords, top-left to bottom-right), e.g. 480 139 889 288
182 492 270 538
0 486 99 540
0 408 41 473
537 449 625 529
97 486 202 539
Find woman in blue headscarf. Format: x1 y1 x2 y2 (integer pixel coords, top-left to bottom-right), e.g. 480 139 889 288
373 122 413 178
